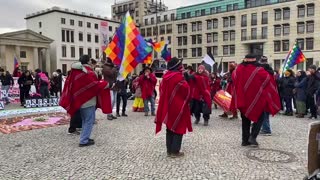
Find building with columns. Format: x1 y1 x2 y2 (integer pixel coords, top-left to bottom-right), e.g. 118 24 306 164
0 29 53 74
25 7 120 75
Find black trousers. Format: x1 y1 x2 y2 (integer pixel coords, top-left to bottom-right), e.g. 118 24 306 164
116 93 127 114
20 87 30 105
68 110 82 133
241 113 264 143
307 95 317 118
192 99 210 121
166 129 183 154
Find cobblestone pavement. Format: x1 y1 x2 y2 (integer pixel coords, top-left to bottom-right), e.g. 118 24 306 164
0 102 313 180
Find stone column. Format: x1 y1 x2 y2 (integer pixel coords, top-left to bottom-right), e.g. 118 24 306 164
45 48 51 75
33 47 39 70
15 46 20 61
0 45 6 69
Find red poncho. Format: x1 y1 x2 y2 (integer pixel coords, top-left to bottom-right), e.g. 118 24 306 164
59 66 112 116
230 63 281 122
139 73 157 100
190 73 212 109
210 78 221 96
155 71 192 135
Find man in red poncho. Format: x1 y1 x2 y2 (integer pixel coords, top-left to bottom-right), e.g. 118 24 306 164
230 54 281 147
60 55 112 147
139 67 157 116
185 65 212 126
155 57 192 158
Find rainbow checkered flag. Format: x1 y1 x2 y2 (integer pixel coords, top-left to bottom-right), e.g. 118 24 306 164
105 12 152 80
281 41 306 76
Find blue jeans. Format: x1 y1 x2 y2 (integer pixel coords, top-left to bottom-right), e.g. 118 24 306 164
261 112 271 133
144 96 155 113
1 85 10 103
79 106 96 144
108 91 117 116
284 97 293 113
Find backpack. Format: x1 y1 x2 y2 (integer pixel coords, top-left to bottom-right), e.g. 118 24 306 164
38 73 49 86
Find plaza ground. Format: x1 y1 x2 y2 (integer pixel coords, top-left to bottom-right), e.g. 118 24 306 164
0 102 314 179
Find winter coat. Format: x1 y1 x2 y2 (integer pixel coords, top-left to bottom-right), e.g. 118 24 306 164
294 77 307 101
306 74 320 97
281 76 295 98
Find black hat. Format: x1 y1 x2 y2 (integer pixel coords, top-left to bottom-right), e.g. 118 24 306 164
79 55 90 64
244 54 257 62
309 65 317 71
167 57 182 70
260 56 268 63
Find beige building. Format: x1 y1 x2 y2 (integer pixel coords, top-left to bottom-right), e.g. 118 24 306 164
112 0 168 25
140 0 320 72
0 30 53 74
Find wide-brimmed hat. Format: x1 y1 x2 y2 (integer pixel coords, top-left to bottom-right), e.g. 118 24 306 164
167 57 182 70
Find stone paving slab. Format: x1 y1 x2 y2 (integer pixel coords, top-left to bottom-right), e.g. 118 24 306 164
0 103 314 179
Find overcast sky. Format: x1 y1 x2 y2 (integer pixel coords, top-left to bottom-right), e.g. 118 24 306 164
0 0 209 34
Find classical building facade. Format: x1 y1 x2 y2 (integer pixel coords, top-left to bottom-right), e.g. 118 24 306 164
140 0 320 72
25 7 120 74
0 30 53 74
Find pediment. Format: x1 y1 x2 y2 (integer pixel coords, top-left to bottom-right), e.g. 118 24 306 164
0 29 53 43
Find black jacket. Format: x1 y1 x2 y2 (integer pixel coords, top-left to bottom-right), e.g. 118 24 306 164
18 75 34 89
0 74 14 86
281 76 295 98
306 74 320 96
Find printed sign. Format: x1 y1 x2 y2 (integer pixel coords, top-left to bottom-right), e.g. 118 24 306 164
24 98 59 108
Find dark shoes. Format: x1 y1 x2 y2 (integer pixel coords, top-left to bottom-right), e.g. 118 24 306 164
68 131 80 135
144 112 149 116
241 141 251 146
116 113 121 117
122 113 128 117
151 112 156 116
284 112 293 116
79 139 95 147
168 152 185 158
219 113 228 118
194 119 200 124
203 121 209 126
296 114 304 118
248 137 259 147
107 115 117 120
260 131 272 136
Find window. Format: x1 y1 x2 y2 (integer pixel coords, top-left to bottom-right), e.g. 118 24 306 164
297 39 304 50
213 46 218 56
94 23 98 29
306 38 314 50
88 48 92 58
241 29 247 41
262 27 268 39
95 49 99 59
147 28 152 36
210 7 216 14
141 29 145 37
192 35 196 44
207 20 212 30
178 37 183 46
230 16 235 27
171 13 175 21
230 45 235 55
166 24 172 34
153 26 158 36
192 23 197 32
71 31 74 43
223 46 229 55
213 19 218 29
39 22 42 28
62 64 67 75
178 24 182 33
251 28 257 39
79 47 83 57
20 51 26 58
197 22 202 31
61 18 66 24
71 46 75 58
62 46 67 57
233 3 238 10
168 36 171 44
87 22 91 28
197 48 202 57
136 11 139 17
223 17 229 28
144 19 148 25
306 21 314 33
160 37 164 41
213 33 218 42
297 22 305 34
227 4 232 11
216 6 221 13
262 11 268 24
164 15 168 22
183 36 187 45
78 21 83 27
275 9 281 21
282 40 289 51
274 25 281 36
307 4 314 16
241 15 247 27
87 34 91 42
274 60 281 70
201 9 205 16
230 31 235 41
283 24 290 36
62 30 65 42
183 49 187 57
192 48 197 57
178 50 183 58
195 10 200 17
160 25 165 35
251 13 257 26
298 5 305 18
283 8 290 20
274 41 281 52
197 35 202 44
223 31 229 41
70 19 74 26
95 35 99 43
66 30 70 42
181 13 186 19
157 16 160 23
151 18 154 24
207 33 212 43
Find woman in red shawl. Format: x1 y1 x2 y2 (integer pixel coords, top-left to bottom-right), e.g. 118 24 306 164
210 72 221 109
155 57 192 158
